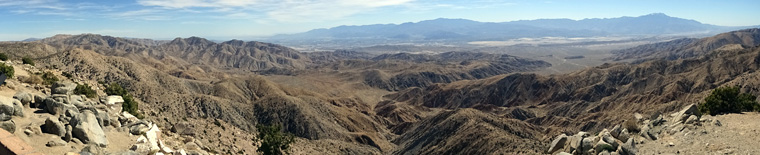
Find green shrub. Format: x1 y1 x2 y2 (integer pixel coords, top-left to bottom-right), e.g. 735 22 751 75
699 86 760 115
105 82 142 118
105 82 128 96
40 72 58 85
0 63 14 78
74 84 97 98
62 72 73 79
21 57 34 66
256 123 294 155
0 53 8 61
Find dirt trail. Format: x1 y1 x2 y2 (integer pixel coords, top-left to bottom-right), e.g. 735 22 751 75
639 112 760 154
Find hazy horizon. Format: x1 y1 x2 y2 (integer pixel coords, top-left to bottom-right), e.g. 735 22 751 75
1 0 759 41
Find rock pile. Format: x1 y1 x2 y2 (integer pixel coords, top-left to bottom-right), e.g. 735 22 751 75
546 104 724 155
547 128 637 155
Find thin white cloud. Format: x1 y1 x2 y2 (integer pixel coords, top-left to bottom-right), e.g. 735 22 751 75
136 0 414 22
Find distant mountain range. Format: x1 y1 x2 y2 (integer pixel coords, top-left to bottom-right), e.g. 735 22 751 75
266 13 757 45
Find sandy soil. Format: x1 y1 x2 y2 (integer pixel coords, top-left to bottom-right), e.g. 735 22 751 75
639 112 760 154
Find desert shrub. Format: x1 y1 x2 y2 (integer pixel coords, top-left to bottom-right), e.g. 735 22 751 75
21 75 43 84
40 72 58 85
0 63 14 78
74 84 97 98
256 123 295 155
0 53 7 61
62 72 73 79
105 82 142 118
699 86 760 115
21 57 34 66
623 118 640 133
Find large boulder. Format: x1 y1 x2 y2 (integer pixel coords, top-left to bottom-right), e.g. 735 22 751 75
0 120 15 133
71 110 108 147
546 134 567 154
43 116 66 137
52 82 77 95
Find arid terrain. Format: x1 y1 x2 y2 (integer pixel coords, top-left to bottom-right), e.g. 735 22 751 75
0 26 758 155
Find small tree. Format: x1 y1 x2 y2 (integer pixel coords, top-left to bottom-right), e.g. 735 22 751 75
74 84 97 98
105 82 142 118
0 53 8 61
0 63 14 78
21 57 34 66
699 86 760 115
256 123 295 155
40 72 58 85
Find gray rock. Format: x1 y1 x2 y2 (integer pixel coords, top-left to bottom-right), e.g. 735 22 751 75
685 115 699 124
46 138 67 147
581 137 594 153
43 116 66 137
171 122 195 136
568 134 583 152
620 138 637 155
81 144 104 155
71 110 108 147
95 110 109 128
0 114 11 121
0 120 15 133
129 122 150 135
64 125 73 142
13 92 33 106
33 94 46 108
618 129 630 142
557 152 572 155
611 125 622 139
547 134 568 154
0 99 16 117
11 99 23 117
603 134 619 149
24 129 33 136
595 140 615 154
714 119 722 126
105 151 140 155
52 82 77 95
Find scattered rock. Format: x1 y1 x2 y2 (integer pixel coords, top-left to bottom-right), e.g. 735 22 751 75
546 134 567 154
618 129 630 142
595 140 615 154
713 119 722 126
24 129 33 136
43 116 66 137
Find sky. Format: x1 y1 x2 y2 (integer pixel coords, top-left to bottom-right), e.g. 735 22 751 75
0 0 758 41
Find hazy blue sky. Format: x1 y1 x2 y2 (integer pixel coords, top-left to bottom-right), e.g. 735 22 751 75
0 0 758 41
